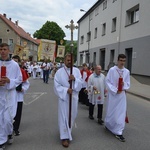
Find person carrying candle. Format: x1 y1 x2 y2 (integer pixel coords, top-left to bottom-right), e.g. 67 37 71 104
104 54 130 142
0 43 22 149
12 55 30 136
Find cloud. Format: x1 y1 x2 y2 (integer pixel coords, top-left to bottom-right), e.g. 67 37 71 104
0 0 97 40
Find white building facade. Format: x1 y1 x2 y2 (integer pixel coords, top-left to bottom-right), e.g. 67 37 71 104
77 0 150 76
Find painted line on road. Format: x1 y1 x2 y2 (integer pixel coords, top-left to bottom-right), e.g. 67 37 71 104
24 92 47 105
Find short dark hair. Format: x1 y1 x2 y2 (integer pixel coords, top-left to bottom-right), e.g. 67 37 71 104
82 63 87 67
0 43 9 47
118 54 126 61
12 55 21 62
64 53 71 59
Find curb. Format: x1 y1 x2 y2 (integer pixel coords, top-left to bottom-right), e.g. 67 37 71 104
127 91 150 102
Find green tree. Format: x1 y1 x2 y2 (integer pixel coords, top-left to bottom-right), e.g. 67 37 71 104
33 21 66 44
65 41 77 62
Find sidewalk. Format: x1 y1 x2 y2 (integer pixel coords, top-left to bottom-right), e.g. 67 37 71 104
127 76 150 101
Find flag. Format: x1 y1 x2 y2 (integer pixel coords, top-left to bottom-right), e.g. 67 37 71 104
57 45 65 58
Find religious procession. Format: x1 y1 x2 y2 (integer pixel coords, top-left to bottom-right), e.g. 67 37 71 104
0 43 131 149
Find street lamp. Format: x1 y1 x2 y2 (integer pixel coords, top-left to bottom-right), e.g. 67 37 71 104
80 9 87 12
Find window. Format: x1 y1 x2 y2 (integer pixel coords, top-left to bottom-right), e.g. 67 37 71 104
112 17 117 32
113 0 117 3
126 4 139 26
94 28 98 39
103 0 107 10
110 50 115 62
80 36 84 44
80 54 83 65
93 52 96 64
0 39 2 44
87 31 91 41
102 23 106 36
95 6 99 16
86 53 89 63
9 39 13 45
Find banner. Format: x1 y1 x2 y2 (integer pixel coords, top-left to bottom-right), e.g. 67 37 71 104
39 39 56 61
14 44 24 57
57 45 65 58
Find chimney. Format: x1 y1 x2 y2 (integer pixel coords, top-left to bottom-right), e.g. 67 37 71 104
3 13 6 17
27 32 31 36
9 18 11 21
15 20 18 26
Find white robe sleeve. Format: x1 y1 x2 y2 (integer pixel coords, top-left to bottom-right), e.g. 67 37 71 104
87 74 94 101
123 69 130 90
6 64 22 90
22 80 30 94
106 68 118 95
72 68 83 92
54 67 82 101
54 71 69 101
87 74 94 94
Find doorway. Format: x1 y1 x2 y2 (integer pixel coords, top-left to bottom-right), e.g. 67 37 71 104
110 49 115 63
125 48 132 73
100 49 105 70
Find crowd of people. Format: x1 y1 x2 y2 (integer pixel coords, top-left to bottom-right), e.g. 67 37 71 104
54 53 130 148
0 42 130 149
20 59 64 83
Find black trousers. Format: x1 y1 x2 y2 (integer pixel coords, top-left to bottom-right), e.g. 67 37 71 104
13 102 23 131
43 70 49 83
89 103 103 119
79 88 89 106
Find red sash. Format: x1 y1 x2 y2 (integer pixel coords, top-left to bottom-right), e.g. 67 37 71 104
21 68 29 82
80 69 91 82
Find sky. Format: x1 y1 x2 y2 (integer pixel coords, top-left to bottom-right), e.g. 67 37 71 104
0 0 98 41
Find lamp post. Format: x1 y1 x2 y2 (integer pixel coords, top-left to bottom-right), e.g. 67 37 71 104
80 9 87 12
65 20 78 128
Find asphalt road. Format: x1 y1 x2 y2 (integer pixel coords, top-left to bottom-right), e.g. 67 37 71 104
5 77 150 150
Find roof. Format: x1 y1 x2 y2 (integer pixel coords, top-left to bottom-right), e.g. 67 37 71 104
77 0 104 23
35 39 41 45
0 13 39 45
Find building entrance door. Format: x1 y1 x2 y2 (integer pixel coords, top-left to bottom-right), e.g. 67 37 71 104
125 48 132 73
100 49 105 70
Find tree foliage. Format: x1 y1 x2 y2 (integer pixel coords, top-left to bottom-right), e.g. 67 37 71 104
55 41 77 63
65 41 77 62
33 21 66 44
